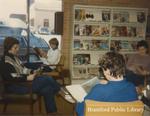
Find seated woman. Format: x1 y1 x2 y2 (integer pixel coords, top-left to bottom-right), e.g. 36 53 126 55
76 52 138 116
34 38 61 72
1 37 61 114
126 40 150 86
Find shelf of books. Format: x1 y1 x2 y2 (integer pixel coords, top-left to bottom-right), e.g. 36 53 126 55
71 5 148 79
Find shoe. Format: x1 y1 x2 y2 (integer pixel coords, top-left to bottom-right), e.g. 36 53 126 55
64 94 76 103
60 87 69 95
58 90 76 104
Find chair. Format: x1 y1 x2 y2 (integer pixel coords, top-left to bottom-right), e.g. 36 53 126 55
0 61 42 115
42 55 66 85
84 100 144 116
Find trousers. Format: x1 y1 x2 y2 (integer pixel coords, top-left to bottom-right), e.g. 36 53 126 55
6 76 60 113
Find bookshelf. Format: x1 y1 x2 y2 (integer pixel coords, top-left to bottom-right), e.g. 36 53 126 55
71 5 148 79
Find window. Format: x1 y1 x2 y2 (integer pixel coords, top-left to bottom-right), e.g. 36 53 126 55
30 18 34 26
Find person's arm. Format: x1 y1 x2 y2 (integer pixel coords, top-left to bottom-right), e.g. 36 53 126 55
84 84 106 100
126 55 139 73
76 84 105 116
136 65 150 76
3 63 27 81
40 57 49 65
40 50 47 58
4 62 36 81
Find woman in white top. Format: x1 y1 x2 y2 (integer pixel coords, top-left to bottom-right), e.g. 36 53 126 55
47 38 61 68
34 38 61 72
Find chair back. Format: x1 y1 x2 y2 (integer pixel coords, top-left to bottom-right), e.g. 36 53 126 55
85 100 144 116
56 55 65 72
41 55 66 85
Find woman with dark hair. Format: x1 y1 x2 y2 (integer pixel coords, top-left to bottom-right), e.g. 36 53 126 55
1 37 61 113
126 40 150 86
76 52 138 116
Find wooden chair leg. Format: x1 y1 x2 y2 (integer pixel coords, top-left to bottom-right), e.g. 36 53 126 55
38 96 42 113
3 103 8 113
30 103 34 115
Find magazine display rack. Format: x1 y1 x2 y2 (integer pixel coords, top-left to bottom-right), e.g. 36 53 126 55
71 5 148 79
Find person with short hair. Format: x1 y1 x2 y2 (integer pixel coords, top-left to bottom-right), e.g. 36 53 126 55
47 38 61 66
1 37 61 113
76 52 138 116
34 38 61 72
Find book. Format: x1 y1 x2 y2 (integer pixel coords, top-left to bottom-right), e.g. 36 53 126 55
102 11 110 22
137 12 146 23
65 76 100 102
110 40 137 52
113 11 129 23
73 54 91 65
75 9 86 21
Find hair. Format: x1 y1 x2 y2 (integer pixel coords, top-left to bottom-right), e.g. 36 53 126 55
3 37 19 55
49 38 59 49
99 52 125 78
137 40 148 49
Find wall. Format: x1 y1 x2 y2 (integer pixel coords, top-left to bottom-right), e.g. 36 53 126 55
62 0 150 70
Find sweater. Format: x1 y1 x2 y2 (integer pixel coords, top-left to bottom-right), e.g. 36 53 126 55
76 79 138 116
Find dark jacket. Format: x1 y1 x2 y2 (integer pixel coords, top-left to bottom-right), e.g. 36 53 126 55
1 53 27 82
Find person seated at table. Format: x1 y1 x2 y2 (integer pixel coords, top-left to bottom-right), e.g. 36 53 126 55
76 52 138 116
34 38 61 72
1 36 62 114
126 40 150 86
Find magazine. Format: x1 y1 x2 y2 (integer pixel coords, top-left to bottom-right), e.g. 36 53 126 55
65 76 100 102
74 40 109 51
102 11 110 22
110 40 137 52
73 54 91 65
113 11 129 23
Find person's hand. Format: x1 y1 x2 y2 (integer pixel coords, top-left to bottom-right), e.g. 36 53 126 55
127 64 137 73
140 70 150 76
27 73 36 81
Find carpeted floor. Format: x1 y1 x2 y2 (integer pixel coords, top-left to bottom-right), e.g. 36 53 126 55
0 95 75 116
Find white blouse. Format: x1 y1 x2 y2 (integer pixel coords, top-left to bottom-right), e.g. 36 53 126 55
40 48 61 69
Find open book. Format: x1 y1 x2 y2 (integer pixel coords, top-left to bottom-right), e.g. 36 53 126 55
65 76 100 102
